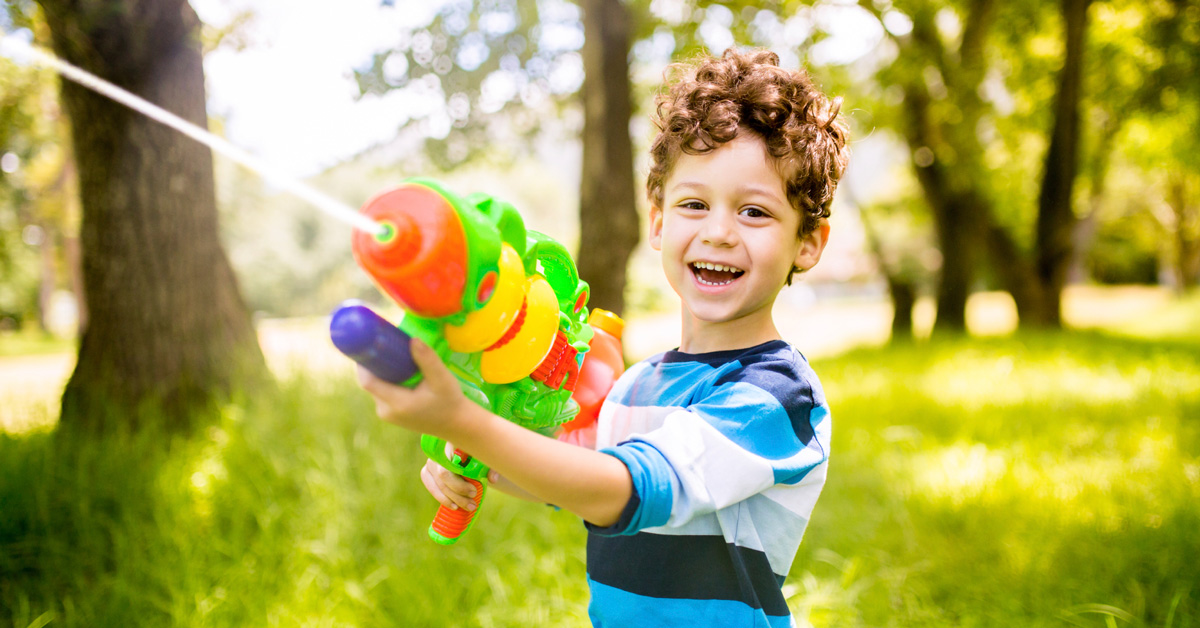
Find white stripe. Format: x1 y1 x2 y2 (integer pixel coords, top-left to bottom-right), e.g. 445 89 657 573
635 410 777 526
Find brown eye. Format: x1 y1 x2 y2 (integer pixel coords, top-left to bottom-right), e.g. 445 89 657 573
741 207 768 218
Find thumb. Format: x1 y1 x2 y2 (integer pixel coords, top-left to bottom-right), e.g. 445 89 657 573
409 339 455 390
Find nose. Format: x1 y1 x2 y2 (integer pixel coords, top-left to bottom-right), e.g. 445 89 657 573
699 210 737 247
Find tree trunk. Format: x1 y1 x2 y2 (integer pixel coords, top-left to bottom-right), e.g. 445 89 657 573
38 0 266 431
1028 0 1091 326
576 0 639 316
902 86 977 333
857 204 916 341
1067 110 1120 284
887 278 916 341
1168 174 1200 290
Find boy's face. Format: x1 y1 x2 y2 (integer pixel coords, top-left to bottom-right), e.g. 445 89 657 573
650 133 829 333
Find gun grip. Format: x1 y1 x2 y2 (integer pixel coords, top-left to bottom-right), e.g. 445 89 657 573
429 478 485 545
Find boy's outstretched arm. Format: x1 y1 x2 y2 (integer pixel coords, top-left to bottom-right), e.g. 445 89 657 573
357 339 633 528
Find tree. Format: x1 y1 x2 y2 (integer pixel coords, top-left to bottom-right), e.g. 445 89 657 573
0 6 81 334
856 0 1094 330
357 0 642 314
1125 0 1200 291
1025 0 1092 326
577 0 638 314
34 0 266 430
353 0 788 316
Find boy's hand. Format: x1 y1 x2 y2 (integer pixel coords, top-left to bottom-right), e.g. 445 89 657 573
420 458 481 511
356 339 471 440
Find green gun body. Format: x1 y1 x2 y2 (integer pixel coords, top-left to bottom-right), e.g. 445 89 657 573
349 179 593 544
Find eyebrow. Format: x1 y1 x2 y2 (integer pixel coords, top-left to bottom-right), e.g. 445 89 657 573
669 181 786 204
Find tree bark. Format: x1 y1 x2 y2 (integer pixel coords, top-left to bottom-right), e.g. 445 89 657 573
38 0 266 430
901 85 978 333
1028 0 1092 326
576 0 639 316
886 0 998 334
857 204 916 341
1168 174 1200 290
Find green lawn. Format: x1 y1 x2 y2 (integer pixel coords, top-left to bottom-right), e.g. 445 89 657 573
2 300 1198 627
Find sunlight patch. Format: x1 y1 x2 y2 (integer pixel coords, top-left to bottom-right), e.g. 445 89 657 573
919 355 1200 411
187 424 231 520
907 443 1008 504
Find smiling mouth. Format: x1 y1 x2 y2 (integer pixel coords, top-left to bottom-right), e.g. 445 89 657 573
689 261 746 286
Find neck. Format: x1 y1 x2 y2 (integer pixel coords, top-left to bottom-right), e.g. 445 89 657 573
677 308 781 354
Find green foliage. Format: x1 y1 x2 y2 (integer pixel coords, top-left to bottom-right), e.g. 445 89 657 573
1087 206 1160 284
3 322 1198 626
353 0 587 169
0 37 56 326
1 6 77 331
351 0 829 171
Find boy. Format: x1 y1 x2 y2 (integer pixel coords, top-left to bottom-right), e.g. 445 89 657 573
358 48 849 627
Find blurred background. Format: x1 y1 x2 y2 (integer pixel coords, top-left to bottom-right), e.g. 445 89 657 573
1 0 1197 626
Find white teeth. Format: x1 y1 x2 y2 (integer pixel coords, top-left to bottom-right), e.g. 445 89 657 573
690 261 744 286
691 261 744 273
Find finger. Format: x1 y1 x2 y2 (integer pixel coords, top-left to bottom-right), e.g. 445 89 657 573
358 366 409 421
423 460 476 505
420 463 456 508
424 463 456 509
433 468 480 511
409 340 455 392
436 466 479 498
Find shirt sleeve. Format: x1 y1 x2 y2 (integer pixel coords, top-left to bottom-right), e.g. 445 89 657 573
589 358 830 536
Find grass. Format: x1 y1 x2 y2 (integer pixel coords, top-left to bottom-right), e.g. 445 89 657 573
796 332 1199 628
0 329 74 358
2 295 1198 627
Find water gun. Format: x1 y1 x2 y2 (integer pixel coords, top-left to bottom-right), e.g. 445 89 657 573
329 178 624 545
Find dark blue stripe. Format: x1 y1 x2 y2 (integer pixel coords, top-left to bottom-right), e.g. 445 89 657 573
586 532 790 616
658 340 790 366
586 489 643 536
714 356 818 446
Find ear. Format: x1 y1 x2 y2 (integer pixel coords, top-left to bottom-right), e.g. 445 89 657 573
649 204 664 251
794 219 830 271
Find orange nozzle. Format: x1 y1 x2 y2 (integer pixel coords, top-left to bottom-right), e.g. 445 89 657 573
353 184 468 318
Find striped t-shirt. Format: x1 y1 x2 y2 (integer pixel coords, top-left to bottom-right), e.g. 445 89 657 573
585 340 830 628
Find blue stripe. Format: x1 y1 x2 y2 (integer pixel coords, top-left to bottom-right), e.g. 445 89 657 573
612 362 715 407
585 532 790 615
774 405 831 485
689 382 804 460
714 353 820 446
588 578 793 628
593 442 674 534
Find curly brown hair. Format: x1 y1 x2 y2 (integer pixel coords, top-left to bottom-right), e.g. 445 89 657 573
647 48 850 242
